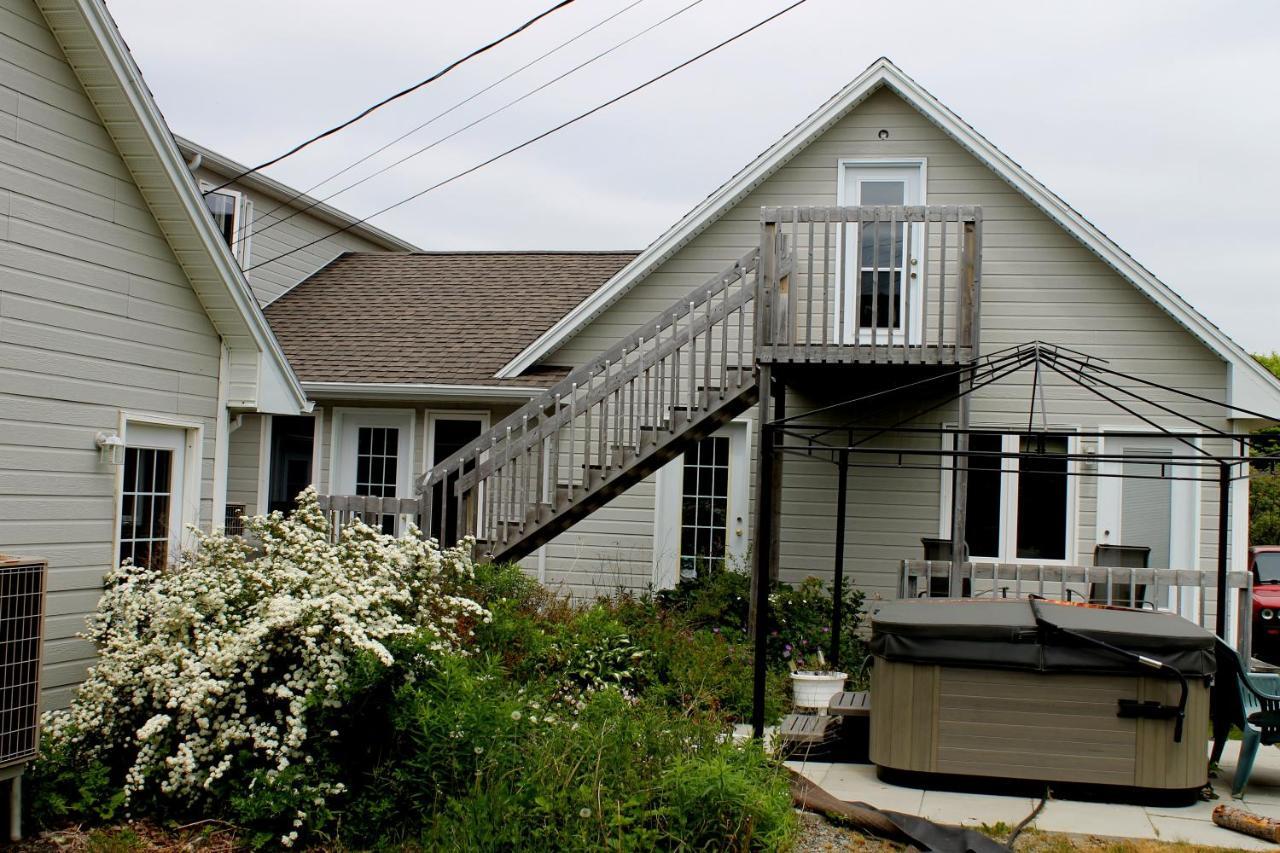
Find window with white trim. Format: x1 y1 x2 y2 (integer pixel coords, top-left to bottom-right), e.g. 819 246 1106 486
945 431 1074 563
200 184 252 265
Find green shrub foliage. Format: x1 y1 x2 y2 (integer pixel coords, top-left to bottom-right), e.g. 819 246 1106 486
31 527 883 849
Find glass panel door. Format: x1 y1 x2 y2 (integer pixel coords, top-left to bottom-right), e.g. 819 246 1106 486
119 423 187 569
679 435 731 579
841 163 923 344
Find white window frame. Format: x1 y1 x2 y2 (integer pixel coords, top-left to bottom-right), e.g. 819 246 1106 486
938 427 1080 566
199 182 249 264
835 158 927 345
652 419 752 589
113 412 204 567
329 408 416 499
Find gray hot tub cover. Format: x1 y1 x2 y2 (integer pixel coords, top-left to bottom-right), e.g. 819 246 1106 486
870 599 1216 678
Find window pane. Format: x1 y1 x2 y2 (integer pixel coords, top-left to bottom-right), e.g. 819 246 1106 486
858 271 902 328
859 181 905 205
1015 434 1068 560
204 191 237 247
118 446 175 569
678 436 731 578
964 433 1003 559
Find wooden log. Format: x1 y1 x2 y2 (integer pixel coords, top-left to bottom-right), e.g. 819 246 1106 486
788 769 904 841
1212 804 1280 843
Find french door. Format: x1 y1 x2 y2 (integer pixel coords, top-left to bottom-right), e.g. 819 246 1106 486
119 423 189 569
334 410 414 534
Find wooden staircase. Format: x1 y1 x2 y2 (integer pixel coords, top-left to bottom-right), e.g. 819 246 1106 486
417 247 764 563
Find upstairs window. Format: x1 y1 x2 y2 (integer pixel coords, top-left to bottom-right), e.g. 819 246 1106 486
200 184 251 265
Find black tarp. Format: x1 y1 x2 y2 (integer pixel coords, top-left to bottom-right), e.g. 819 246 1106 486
870 599 1216 677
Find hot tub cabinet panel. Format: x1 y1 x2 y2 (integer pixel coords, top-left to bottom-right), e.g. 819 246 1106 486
868 599 1217 798
870 659 1210 791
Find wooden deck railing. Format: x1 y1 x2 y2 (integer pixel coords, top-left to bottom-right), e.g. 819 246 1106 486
758 206 981 365
899 560 1254 657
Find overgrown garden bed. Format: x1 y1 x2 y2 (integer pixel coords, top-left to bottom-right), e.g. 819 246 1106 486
27 490 867 850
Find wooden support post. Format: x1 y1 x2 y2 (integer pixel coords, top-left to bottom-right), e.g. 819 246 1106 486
830 448 849 669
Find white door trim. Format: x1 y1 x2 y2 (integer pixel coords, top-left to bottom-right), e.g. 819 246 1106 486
330 408 417 498
653 419 751 589
114 412 204 566
836 158 927 345
1095 428 1201 570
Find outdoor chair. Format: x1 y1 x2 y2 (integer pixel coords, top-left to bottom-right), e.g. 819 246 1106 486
1210 640 1280 797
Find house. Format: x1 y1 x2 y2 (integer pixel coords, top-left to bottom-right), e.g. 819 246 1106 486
271 59 1280 613
0 0 411 708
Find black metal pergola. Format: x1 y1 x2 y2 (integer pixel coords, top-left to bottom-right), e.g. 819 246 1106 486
749 342 1280 737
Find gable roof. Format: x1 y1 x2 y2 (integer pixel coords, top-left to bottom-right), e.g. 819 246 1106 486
35 0 307 414
497 58 1280 417
264 252 637 392
174 136 421 254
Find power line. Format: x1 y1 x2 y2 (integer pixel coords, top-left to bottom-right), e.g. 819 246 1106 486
240 0 651 243
245 0 811 272
203 0 578 194
248 0 708 244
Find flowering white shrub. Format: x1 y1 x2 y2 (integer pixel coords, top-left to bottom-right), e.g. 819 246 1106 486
44 488 488 823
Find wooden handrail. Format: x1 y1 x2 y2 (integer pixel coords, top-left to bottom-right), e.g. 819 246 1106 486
419 248 760 490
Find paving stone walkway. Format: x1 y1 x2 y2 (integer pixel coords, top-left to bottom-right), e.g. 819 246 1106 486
737 725 1280 849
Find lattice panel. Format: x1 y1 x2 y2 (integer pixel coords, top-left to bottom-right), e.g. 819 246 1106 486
0 556 46 768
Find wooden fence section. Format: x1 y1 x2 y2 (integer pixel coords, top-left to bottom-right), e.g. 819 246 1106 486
899 560 1254 657
757 206 981 365
416 248 763 563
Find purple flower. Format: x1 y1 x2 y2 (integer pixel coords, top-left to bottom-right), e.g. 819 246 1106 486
784 643 792 651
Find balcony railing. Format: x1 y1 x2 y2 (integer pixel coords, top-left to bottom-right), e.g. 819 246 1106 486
757 206 981 365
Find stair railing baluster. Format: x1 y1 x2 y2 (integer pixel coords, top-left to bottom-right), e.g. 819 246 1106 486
568 384 578 503
520 415 530 534
703 290 713 411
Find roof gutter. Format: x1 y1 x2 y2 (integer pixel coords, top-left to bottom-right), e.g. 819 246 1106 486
303 381 547 404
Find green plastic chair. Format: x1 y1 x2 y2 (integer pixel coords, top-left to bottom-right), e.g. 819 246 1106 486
1210 640 1280 797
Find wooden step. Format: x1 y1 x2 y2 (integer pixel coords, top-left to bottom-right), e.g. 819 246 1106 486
828 691 870 718
779 713 839 745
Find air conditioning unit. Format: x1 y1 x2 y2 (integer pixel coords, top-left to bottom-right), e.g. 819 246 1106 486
0 555 47 842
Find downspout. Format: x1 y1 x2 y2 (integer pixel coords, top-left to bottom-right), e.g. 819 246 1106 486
210 341 232 532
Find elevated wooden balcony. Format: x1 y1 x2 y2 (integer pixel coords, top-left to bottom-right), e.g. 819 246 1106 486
757 206 981 367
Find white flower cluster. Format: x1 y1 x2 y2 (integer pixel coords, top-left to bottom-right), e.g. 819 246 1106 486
44 487 488 811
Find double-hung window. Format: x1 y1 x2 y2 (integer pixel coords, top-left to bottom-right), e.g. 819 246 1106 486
943 431 1076 563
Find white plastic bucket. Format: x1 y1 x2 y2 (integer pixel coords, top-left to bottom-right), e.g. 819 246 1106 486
790 671 848 712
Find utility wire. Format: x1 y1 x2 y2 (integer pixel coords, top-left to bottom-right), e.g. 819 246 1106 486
245 0 811 272
240 0 650 242
247 0 707 244
203 0 578 194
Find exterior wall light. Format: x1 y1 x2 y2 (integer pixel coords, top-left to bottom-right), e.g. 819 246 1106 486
96 431 125 466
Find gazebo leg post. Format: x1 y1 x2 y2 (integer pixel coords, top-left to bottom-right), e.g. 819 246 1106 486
1216 461 1230 642
831 448 849 669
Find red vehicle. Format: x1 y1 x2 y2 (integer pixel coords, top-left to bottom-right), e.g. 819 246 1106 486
1252 546 1280 660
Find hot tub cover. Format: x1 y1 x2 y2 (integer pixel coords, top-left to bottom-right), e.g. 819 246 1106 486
870 599 1216 677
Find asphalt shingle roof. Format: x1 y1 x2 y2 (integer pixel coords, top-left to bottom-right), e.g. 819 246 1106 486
263 251 638 387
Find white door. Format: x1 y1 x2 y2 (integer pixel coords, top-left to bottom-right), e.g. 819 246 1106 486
653 421 751 588
119 423 190 569
840 163 924 344
334 410 415 533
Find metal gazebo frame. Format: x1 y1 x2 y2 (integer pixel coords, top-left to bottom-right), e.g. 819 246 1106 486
749 342 1280 737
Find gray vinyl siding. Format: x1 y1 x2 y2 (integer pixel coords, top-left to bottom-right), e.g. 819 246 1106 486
538 86 1232 597
1 0 224 708
191 165 391 307
226 414 263 516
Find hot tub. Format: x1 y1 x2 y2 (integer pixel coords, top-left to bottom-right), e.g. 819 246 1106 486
868 599 1215 802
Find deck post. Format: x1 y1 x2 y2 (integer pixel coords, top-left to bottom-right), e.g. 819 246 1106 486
830 448 849 668
750 369 777 739
1216 461 1231 641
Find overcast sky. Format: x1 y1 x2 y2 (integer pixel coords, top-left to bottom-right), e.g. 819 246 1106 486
108 0 1280 353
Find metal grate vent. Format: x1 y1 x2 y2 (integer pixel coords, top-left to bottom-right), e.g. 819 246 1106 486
0 556 46 768
224 504 246 537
